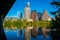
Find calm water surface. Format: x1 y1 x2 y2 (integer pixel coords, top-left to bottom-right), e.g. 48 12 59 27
4 29 52 40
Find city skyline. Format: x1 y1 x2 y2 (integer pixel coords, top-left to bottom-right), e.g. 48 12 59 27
6 0 56 18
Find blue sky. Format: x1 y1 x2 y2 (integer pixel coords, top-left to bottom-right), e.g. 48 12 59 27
6 0 56 18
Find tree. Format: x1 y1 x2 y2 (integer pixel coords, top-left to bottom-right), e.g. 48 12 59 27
50 0 60 40
3 20 7 28
50 0 60 30
7 18 12 28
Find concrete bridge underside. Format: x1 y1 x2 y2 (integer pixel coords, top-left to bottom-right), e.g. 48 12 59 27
0 0 16 40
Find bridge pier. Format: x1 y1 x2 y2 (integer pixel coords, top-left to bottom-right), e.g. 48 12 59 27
0 15 7 40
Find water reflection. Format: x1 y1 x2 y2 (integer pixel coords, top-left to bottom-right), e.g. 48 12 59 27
4 28 52 40
37 27 42 36
31 35 51 40
5 28 10 32
17 29 22 37
14 29 17 32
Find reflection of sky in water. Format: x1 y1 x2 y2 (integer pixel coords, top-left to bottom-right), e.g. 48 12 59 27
31 35 51 40
4 29 52 40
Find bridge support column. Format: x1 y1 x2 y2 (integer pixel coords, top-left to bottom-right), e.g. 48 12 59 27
0 15 7 40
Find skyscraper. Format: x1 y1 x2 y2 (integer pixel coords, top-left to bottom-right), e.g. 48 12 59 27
41 10 51 21
37 12 42 20
17 11 22 19
24 2 30 20
31 10 38 21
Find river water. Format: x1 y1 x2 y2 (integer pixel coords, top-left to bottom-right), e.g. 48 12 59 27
4 29 52 40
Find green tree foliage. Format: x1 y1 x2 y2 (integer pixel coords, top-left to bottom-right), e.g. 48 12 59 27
3 20 8 28
3 19 12 29
3 19 50 29
38 21 50 28
50 1 60 40
51 1 60 7
50 1 60 29
7 19 11 28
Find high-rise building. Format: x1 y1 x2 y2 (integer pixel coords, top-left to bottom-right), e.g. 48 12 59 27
24 2 30 20
41 10 51 21
37 12 42 20
31 10 38 21
17 11 22 19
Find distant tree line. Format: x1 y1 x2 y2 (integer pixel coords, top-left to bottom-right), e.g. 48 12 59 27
3 19 51 29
